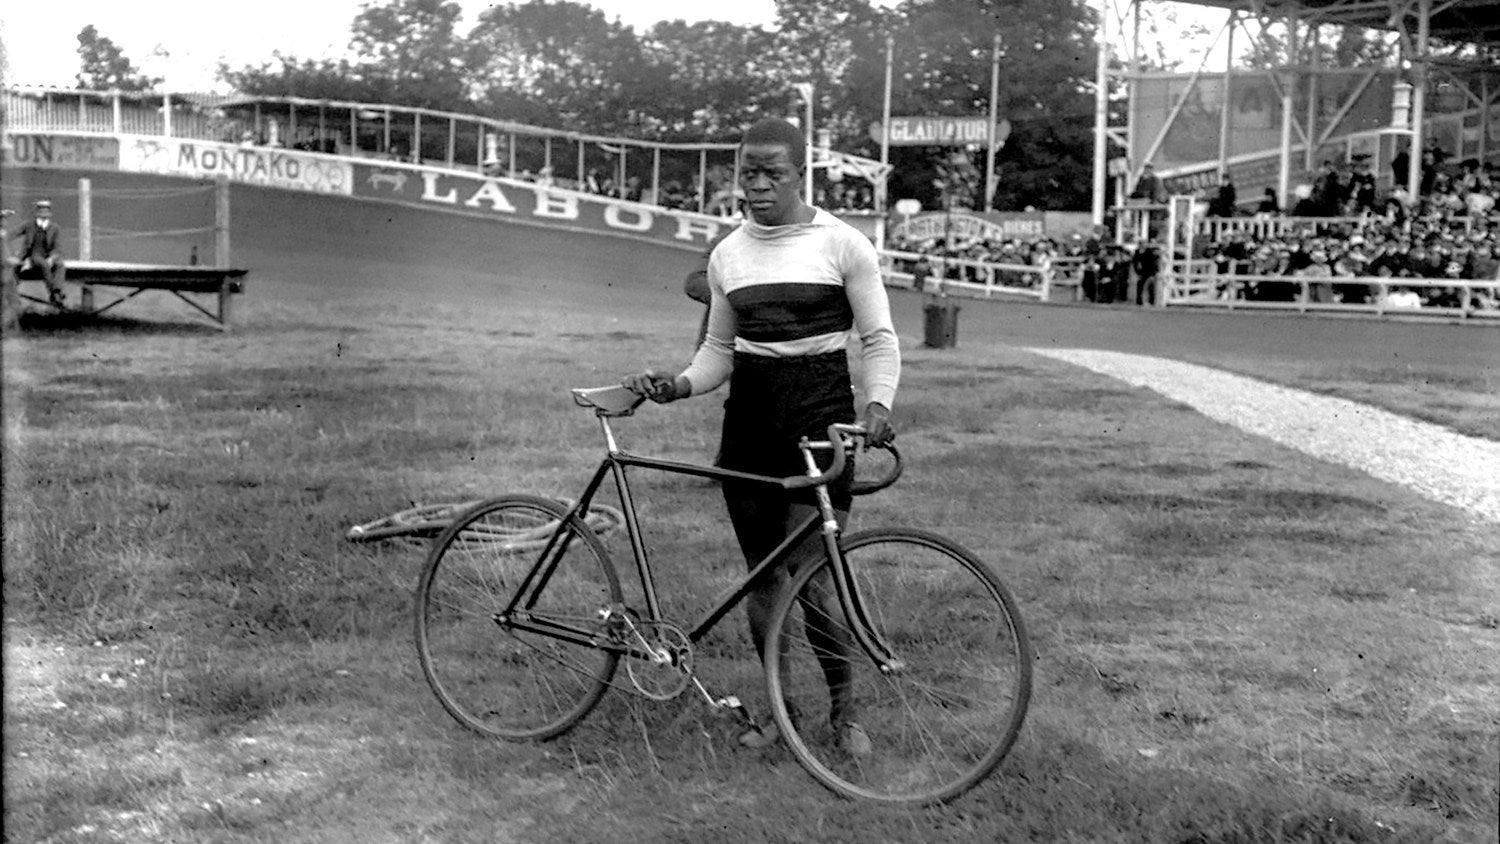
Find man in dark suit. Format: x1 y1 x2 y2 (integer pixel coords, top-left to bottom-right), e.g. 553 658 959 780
12 199 66 307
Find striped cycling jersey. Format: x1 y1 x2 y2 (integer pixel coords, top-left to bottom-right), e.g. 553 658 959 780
680 209 900 410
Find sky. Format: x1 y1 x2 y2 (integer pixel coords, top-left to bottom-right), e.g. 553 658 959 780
0 1 895 91
0 0 1220 92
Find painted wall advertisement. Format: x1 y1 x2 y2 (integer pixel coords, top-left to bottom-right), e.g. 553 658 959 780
119 135 353 195
351 163 725 250
2 133 120 170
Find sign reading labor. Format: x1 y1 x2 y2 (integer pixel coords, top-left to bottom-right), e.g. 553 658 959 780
119 135 353 195
352 162 724 251
870 117 1011 147
2 133 120 170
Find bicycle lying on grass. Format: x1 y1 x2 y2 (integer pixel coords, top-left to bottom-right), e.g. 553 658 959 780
414 385 1033 804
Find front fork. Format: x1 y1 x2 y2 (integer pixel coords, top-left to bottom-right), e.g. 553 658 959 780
802 442 906 676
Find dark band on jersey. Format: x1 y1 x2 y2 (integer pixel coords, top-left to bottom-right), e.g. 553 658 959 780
726 283 855 343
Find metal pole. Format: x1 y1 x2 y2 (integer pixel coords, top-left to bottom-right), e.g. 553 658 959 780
215 175 231 268
78 178 93 261
163 92 173 137
1406 0 1430 201
652 148 661 204
1278 18 1297 210
1304 24 1319 172
413 112 421 162
1217 12 1236 177
879 35 894 249
1090 0 1110 227
112 93 122 135
805 86 815 206
986 33 1001 212
699 148 708 211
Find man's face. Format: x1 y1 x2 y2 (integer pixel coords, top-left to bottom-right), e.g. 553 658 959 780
35 207 51 223
738 143 802 225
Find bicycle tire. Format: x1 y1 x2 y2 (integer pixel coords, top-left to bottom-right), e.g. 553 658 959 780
763 527 1033 804
415 494 623 740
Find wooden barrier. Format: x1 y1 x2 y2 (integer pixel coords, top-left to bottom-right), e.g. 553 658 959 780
18 261 249 329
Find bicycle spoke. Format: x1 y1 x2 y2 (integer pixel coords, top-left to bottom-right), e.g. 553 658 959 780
765 528 1032 804
416 495 622 741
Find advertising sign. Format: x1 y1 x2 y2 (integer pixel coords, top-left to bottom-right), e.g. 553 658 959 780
892 211 1046 243
2 133 120 170
353 163 726 250
119 136 353 195
870 117 1011 147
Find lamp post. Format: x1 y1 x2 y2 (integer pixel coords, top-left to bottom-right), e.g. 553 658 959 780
793 82 815 205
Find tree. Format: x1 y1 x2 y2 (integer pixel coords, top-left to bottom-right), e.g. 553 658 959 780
873 0 1097 211
635 19 787 140
218 53 374 102
75 25 160 91
348 0 468 109
464 0 651 134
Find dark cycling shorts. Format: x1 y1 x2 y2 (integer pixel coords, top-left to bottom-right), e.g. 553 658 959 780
718 350 856 512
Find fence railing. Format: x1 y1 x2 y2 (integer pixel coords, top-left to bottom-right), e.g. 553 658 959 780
1163 261 1500 320
881 250 1055 300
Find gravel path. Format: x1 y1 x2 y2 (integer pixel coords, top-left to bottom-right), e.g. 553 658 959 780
1023 347 1500 523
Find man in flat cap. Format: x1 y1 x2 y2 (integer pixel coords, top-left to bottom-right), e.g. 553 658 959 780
12 199 67 308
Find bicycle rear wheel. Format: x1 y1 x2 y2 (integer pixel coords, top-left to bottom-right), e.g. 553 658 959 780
764 527 1032 804
415 494 622 740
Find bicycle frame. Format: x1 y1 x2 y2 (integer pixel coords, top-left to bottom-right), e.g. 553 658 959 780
495 411 903 674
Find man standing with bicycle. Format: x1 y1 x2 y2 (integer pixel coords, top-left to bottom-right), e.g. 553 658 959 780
626 117 899 756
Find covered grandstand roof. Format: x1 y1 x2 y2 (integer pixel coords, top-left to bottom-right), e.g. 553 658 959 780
1178 0 1500 46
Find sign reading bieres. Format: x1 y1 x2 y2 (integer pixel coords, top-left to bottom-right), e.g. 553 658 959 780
3 134 120 169
120 136 352 195
894 211 1046 243
353 163 725 249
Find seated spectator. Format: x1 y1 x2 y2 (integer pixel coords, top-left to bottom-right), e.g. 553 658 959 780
1256 187 1280 216
1207 173 1238 218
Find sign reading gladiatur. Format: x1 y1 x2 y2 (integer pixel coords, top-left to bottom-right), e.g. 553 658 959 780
870 117 1011 147
120 135 352 195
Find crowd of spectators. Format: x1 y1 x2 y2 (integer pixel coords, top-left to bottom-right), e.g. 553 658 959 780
1192 153 1500 309
878 150 1500 311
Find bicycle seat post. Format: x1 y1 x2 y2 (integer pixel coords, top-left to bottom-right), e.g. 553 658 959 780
597 414 621 455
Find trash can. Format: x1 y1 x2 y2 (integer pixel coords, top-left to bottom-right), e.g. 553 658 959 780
922 296 960 348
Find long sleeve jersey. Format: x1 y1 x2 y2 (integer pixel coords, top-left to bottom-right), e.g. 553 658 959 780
680 209 900 410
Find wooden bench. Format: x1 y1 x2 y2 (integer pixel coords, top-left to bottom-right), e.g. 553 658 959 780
17 261 249 330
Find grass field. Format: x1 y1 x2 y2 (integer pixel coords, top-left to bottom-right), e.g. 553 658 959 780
4 281 1498 844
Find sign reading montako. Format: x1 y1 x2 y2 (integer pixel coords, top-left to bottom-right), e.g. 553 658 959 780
871 117 1010 147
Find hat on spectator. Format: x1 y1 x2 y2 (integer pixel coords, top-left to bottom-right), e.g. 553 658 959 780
34 199 51 209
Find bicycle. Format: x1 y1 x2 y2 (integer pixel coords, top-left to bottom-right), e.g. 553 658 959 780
414 385 1033 804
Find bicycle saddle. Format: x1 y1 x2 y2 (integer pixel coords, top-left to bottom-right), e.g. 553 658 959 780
571 385 647 416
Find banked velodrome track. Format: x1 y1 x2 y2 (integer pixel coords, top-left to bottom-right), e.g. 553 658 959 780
5 165 1495 378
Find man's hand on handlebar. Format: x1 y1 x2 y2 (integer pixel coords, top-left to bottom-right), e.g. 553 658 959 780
862 402 895 448
623 370 690 404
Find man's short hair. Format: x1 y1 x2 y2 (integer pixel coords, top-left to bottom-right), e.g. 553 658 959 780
741 118 805 169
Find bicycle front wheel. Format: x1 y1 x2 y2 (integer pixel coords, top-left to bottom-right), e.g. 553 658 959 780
764 528 1033 804
415 494 622 740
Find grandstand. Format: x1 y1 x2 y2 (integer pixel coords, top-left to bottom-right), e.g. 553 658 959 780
1087 0 1499 318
